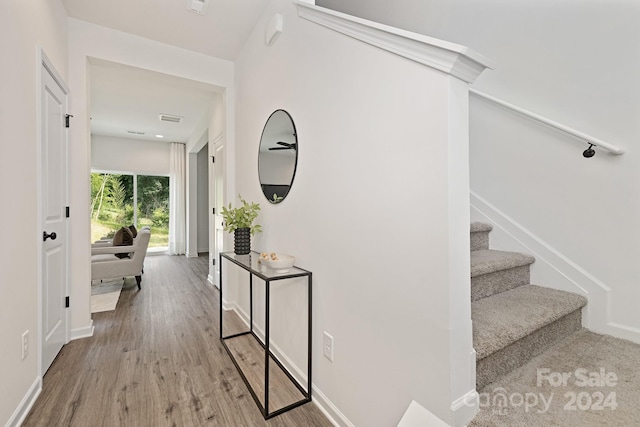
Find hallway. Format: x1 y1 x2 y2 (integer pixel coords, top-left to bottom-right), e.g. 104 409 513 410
23 255 331 426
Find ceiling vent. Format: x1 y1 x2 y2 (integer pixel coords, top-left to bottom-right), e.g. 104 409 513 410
159 113 183 124
127 130 145 135
185 0 209 15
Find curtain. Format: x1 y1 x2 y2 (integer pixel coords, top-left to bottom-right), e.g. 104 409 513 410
169 143 186 255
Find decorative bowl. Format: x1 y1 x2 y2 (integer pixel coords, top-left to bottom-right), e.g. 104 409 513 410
261 254 295 272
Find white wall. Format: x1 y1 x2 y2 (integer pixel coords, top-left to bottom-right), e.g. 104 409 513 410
233 1 482 425
319 0 640 339
317 0 638 152
91 135 170 175
67 18 235 335
197 144 210 252
0 0 68 424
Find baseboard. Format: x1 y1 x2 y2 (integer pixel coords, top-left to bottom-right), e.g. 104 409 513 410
311 385 354 427
185 251 199 258
6 376 42 427
221 298 234 311
450 389 479 427
207 274 216 287
595 322 640 345
471 191 640 344
450 348 479 426
70 320 94 340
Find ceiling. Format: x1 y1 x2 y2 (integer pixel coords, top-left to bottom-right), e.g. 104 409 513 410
62 0 269 61
63 0 270 144
90 59 219 143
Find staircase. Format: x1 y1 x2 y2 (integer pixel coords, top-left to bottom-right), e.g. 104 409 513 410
470 222 587 389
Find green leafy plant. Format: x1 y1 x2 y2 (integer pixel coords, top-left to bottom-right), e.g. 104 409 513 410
152 206 169 227
221 195 262 235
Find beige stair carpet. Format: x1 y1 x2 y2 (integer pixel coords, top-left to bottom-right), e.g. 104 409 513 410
469 329 640 426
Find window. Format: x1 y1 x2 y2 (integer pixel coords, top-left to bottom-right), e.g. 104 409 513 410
90 172 170 248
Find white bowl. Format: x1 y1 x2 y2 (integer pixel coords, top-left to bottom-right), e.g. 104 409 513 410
261 254 295 272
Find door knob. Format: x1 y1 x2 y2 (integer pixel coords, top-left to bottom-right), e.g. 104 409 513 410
43 231 57 242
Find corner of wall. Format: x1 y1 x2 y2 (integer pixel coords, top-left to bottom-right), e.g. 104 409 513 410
70 319 94 341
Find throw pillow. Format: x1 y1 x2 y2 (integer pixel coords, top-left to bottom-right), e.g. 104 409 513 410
112 227 124 246
129 224 138 238
112 226 134 259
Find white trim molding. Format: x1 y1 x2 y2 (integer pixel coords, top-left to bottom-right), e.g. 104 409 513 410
295 1 493 84
471 191 640 344
312 386 354 427
6 377 42 427
451 390 480 427
70 320 94 341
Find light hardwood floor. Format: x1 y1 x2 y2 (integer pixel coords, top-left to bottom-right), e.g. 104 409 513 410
23 255 331 427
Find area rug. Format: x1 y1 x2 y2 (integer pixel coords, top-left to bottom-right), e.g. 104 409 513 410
90 280 123 313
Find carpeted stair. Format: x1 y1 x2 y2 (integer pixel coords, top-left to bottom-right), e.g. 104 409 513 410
471 222 587 390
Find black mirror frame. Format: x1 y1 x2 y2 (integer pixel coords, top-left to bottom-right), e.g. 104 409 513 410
258 109 298 204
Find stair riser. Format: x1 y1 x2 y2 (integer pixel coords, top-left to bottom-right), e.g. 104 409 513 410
476 309 583 390
471 265 530 301
470 231 490 251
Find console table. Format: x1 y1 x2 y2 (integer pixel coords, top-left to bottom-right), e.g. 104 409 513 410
219 251 312 419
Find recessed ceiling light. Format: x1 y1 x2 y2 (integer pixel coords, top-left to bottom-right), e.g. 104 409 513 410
155 135 164 138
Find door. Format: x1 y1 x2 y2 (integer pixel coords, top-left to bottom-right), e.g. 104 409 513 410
212 142 225 288
40 59 68 374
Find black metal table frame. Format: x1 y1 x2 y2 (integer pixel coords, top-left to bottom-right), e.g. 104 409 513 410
219 251 312 419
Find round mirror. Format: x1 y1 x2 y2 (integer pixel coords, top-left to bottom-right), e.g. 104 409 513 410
258 110 298 204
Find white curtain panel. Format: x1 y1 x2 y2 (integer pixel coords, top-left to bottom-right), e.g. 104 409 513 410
169 142 186 255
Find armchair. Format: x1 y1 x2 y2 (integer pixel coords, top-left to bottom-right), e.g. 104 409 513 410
91 229 151 290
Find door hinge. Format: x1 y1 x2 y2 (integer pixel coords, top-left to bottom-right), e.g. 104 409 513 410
65 114 73 128
65 296 70 308
66 206 70 218
212 258 216 266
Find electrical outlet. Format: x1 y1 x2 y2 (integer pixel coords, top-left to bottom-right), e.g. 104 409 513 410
21 330 29 360
323 332 334 362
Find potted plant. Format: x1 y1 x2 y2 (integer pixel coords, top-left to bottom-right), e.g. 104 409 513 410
221 195 262 255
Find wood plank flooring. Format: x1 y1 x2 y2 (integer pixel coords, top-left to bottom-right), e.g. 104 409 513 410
23 254 332 427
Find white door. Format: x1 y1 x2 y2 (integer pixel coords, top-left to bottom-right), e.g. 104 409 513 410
212 143 225 288
40 59 68 374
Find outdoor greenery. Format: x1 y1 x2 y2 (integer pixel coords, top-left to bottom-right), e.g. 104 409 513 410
221 195 262 235
90 173 170 247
